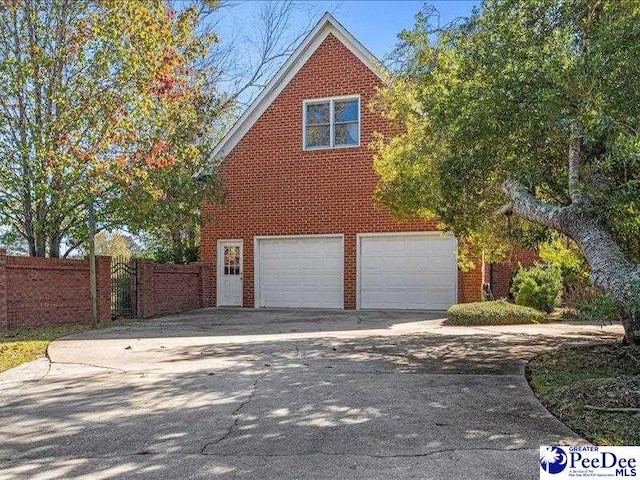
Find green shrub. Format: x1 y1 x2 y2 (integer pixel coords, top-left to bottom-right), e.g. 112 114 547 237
578 291 621 325
539 238 589 286
445 300 547 326
511 264 563 313
579 281 640 327
625 281 640 323
539 237 591 306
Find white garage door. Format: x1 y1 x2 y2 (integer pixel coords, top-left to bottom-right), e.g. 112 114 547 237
256 236 343 308
359 234 457 310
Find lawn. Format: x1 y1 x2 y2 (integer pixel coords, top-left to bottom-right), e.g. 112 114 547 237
527 342 640 446
0 323 115 374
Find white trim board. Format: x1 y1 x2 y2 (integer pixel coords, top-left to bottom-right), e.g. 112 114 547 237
207 13 386 165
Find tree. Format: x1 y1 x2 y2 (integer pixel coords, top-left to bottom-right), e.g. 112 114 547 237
109 0 317 264
103 1 225 264
93 231 140 259
373 0 640 342
0 0 206 257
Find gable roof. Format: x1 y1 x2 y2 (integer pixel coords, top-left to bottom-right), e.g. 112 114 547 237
208 13 386 163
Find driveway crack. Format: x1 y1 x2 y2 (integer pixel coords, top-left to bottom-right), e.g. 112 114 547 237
2 447 536 463
201 370 270 454
47 360 127 373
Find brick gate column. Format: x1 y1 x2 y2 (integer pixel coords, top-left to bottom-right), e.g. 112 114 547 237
0 249 7 330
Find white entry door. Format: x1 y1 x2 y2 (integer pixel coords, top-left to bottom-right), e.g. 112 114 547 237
217 241 243 306
358 234 458 310
256 236 343 308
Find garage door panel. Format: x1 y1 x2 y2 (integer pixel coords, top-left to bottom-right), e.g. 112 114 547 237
261 257 285 271
258 237 343 309
431 276 455 289
406 273 430 287
359 235 457 310
409 258 430 269
383 273 410 288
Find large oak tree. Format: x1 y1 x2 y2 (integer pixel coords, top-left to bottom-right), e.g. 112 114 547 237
373 0 640 342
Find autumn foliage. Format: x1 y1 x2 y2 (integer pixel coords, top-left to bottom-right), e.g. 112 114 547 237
0 0 218 257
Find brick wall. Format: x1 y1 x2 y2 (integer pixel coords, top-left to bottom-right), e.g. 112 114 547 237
487 249 540 299
201 33 484 308
0 249 111 329
136 260 214 319
0 251 7 330
459 255 484 304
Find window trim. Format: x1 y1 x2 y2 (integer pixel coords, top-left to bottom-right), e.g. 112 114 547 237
302 95 360 151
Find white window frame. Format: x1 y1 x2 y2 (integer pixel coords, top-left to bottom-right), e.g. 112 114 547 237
302 95 360 150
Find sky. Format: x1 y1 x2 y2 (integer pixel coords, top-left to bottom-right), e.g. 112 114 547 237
216 1 479 61
315 0 479 59
208 0 480 109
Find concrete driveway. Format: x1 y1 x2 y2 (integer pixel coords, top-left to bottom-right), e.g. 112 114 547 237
0 309 622 480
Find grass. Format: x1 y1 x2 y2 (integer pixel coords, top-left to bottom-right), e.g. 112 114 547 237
445 300 547 326
527 342 640 445
0 321 125 374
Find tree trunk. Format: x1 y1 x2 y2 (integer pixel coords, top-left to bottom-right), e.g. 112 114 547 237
27 236 37 257
171 228 184 264
34 232 46 257
48 234 61 258
503 179 640 342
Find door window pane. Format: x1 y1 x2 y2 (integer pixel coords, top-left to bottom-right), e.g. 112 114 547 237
224 246 240 275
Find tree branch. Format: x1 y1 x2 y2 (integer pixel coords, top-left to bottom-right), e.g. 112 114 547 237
501 179 566 230
500 178 640 304
494 201 513 216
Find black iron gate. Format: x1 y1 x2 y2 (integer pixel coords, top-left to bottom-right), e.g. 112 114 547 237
111 256 137 319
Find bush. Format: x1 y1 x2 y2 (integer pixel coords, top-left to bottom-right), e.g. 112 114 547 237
578 291 621 325
579 282 640 327
445 300 547 326
539 238 589 287
539 237 591 306
511 264 563 313
625 281 640 323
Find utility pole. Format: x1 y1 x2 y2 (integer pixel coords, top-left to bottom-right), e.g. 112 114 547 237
88 197 98 328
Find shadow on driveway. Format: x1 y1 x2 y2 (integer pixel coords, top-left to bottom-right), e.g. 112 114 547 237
0 308 622 479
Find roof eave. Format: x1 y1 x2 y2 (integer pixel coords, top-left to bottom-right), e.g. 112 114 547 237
207 13 388 164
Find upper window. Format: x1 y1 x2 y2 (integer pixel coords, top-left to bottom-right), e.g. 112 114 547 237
304 96 359 149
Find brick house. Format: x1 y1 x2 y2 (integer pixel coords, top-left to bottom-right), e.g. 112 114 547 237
200 13 490 310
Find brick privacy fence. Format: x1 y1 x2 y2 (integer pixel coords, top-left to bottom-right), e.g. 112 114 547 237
0 249 111 329
0 249 215 329
459 255 484 304
136 260 214 319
